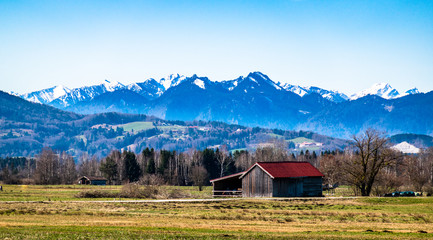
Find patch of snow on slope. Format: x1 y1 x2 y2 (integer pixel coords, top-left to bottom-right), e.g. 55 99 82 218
254 72 282 90
248 76 258 84
384 105 394 112
126 83 143 92
391 141 420 154
193 79 205 89
52 85 71 99
228 80 238 91
281 84 308 96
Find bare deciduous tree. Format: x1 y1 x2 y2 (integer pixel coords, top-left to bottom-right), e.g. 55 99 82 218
190 165 208 191
216 145 229 178
78 154 100 177
371 167 403 196
319 153 343 187
343 129 401 196
234 150 253 171
60 152 77 184
34 148 60 184
406 149 433 192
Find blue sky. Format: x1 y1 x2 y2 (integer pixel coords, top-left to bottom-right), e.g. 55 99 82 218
1 0 432 95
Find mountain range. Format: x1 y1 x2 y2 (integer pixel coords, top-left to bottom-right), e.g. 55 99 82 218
12 72 433 138
19 72 420 106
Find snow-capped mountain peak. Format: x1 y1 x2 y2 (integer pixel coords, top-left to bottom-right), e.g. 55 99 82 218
280 83 349 102
405 88 420 95
102 80 125 91
126 83 143 92
391 141 420 154
158 74 187 90
246 72 282 90
351 83 400 100
52 85 71 98
21 85 71 104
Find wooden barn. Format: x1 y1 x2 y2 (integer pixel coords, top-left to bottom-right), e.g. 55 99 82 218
210 161 324 198
77 176 108 185
241 162 324 197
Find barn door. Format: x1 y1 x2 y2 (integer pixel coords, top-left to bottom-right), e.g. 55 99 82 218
287 179 296 197
296 179 304 197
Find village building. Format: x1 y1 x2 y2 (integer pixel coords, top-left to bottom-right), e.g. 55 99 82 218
210 161 324 197
77 176 108 185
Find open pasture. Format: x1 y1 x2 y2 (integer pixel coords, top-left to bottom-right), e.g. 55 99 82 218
114 121 155 132
0 185 212 202
0 185 432 239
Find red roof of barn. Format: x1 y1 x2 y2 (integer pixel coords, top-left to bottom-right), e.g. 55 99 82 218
240 161 324 179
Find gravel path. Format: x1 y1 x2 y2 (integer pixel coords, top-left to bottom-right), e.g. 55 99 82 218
3 197 357 203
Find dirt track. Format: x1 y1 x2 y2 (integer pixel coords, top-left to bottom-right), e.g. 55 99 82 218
3 196 357 203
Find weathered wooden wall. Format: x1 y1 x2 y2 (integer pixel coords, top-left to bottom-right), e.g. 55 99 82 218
273 177 322 197
242 166 273 197
302 177 322 197
90 180 107 185
273 178 302 197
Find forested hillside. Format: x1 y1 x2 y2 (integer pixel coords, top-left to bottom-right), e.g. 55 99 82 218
0 91 348 158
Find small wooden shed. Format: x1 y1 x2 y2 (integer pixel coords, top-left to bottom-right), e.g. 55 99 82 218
210 172 244 197
240 162 324 197
77 176 108 185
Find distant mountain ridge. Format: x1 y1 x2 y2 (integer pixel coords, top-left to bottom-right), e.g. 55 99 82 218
349 83 419 100
21 85 71 105
18 72 421 106
11 72 431 139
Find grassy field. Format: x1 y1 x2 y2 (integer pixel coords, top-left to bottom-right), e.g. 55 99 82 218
114 121 155 132
0 185 432 239
0 185 212 201
287 137 316 144
157 125 187 131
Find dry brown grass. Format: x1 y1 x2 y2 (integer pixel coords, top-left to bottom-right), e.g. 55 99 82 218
0 198 432 239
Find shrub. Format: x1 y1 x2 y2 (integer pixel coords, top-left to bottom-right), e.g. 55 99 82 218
119 183 160 199
422 184 433 196
167 188 190 199
20 178 35 185
139 174 165 186
75 190 118 198
75 184 190 199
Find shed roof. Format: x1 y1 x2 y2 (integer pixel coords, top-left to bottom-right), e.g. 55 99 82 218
241 161 324 179
209 172 245 183
79 176 108 181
